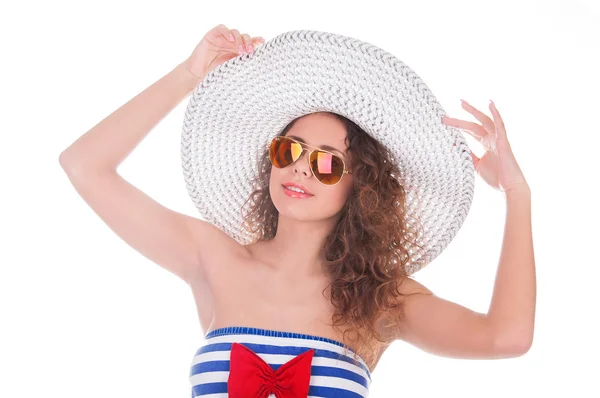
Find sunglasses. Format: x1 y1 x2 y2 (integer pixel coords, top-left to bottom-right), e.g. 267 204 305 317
268 136 352 186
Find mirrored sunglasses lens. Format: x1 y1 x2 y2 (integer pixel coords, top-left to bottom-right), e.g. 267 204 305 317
269 137 300 167
310 150 344 185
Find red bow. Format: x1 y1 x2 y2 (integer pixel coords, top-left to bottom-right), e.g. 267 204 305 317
228 342 315 398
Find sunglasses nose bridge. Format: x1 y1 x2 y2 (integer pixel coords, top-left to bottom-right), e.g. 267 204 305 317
292 143 311 164
296 147 314 175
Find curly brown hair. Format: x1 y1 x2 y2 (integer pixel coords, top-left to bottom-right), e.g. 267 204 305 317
240 111 429 368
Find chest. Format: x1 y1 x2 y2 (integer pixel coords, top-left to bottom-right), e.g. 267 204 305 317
196 255 335 332
189 248 389 372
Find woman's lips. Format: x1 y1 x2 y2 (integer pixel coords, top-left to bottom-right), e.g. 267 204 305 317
282 185 313 198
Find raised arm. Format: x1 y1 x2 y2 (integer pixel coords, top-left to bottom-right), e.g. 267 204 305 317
59 25 264 286
390 188 534 359
59 62 209 284
389 99 535 359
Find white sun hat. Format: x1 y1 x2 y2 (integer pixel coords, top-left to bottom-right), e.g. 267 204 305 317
180 29 475 275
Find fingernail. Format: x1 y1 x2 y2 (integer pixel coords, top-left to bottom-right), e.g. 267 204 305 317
228 33 234 42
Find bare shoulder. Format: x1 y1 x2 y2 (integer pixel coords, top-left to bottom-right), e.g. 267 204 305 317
397 276 434 295
375 276 434 342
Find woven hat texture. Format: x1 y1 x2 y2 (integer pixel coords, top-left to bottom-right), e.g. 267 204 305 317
181 29 475 275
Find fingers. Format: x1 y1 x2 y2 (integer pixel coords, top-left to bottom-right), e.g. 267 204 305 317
235 30 260 54
240 33 251 52
229 29 245 54
460 99 496 135
210 24 239 55
233 30 265 54
442 117 488 141
489 100 507 140
214 24 233 42
212 24 265 55
240 33 265 53
253 36 266 47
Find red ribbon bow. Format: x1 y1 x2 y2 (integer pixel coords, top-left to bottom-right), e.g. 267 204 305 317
228 342 315 398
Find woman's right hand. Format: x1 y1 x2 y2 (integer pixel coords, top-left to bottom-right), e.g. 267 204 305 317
182 24 265 81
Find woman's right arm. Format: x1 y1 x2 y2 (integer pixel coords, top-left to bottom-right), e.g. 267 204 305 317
59 25 263 285
58 63 212 285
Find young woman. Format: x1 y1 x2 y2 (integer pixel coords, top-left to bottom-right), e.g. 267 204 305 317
59 24 535 397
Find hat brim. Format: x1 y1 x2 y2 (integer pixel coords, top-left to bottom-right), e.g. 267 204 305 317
181 30 475 275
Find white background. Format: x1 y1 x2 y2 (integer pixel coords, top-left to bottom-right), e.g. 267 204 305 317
1 0 599 396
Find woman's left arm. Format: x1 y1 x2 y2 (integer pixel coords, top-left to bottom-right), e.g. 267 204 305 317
389 100 535 359
444 100 535 352
488 186 535 352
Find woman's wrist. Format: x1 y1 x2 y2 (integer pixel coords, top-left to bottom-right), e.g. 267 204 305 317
505 183 531 202
176 61 204 92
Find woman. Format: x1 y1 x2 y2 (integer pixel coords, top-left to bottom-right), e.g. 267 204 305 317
59 24 535 397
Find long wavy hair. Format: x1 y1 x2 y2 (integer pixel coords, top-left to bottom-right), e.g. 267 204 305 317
240 111 428 367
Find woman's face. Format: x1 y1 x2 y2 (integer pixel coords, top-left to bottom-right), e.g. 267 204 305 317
269 113 354 221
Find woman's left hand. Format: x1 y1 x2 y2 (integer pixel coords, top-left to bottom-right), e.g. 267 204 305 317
442 100 529 193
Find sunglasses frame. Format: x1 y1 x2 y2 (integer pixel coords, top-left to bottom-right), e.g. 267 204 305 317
268 136 352 186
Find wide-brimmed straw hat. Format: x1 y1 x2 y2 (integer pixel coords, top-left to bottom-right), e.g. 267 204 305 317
180 29 475 275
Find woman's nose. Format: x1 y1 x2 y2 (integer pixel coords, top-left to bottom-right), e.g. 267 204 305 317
294 150 311 173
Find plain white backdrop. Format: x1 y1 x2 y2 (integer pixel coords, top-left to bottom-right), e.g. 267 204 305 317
1 0 599 396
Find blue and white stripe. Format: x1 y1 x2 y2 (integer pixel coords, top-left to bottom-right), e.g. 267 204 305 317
189 326 372 397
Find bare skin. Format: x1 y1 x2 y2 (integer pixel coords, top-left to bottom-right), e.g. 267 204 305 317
184 112 388 371
187 229 389 373
59 23 535 379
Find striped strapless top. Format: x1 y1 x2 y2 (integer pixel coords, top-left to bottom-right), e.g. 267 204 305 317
189 326 372 397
